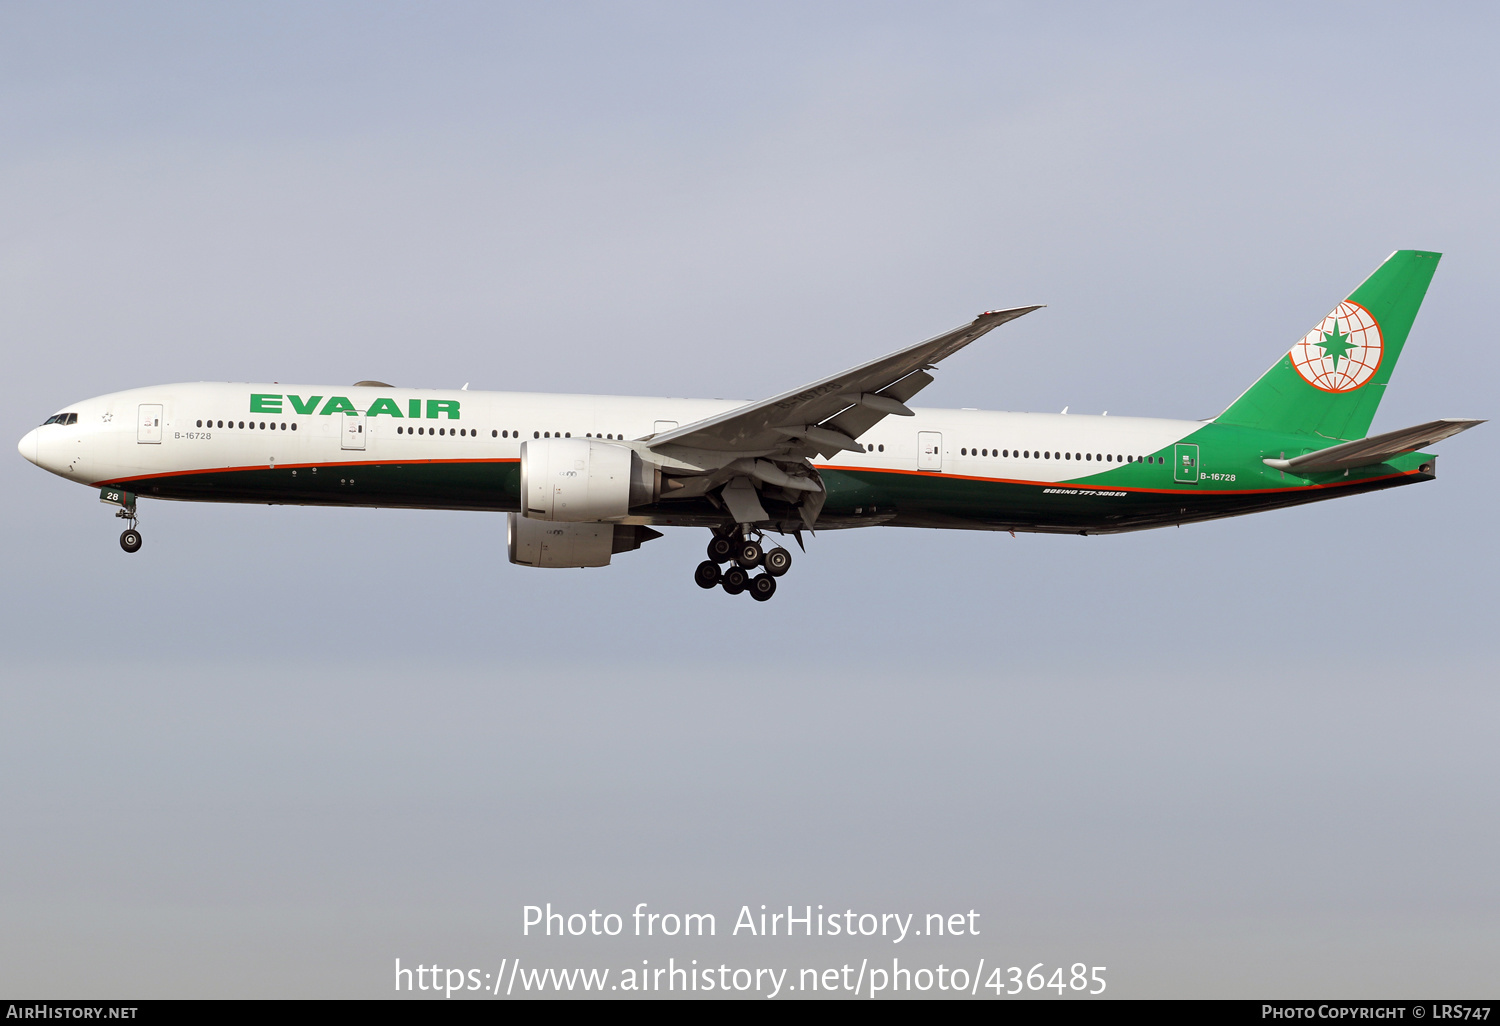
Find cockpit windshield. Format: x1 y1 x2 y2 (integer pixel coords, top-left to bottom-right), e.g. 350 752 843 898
41 413 78 425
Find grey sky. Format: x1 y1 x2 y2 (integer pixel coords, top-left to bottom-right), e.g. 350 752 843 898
2 1 1496 998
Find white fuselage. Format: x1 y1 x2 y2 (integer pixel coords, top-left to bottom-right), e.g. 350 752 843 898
19 381 1201 494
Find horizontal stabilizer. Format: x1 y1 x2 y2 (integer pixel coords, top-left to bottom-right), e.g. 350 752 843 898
1262 418 1484 473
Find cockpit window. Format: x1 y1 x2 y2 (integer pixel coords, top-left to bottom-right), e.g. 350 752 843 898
42 413 78 425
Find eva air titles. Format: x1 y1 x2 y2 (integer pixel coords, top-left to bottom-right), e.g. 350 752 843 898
248 393 462 420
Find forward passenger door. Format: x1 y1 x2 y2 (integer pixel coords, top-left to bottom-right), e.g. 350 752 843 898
137 404 163 443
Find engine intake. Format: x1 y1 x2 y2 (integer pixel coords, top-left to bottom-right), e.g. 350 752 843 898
520 437 659 522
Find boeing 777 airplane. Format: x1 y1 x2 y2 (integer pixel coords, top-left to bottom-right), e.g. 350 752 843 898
17 250 1481 600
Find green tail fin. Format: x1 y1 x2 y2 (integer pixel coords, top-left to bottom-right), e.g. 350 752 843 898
1215 250 1440 440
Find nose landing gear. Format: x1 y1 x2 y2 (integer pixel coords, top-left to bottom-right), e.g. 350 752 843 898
697 527 793 599
114 503 142 553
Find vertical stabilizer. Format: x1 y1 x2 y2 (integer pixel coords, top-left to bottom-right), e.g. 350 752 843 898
1215 250 1440 439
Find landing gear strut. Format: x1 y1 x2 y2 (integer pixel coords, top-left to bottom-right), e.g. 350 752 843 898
697 526 793 600
116 507 142 553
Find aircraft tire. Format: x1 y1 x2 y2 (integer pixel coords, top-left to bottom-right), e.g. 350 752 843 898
763 546 792 577
721 565 749 594
748 573 777 602
694 560 722 589
120 529 142 553
707 536 735 563
734 540 764 569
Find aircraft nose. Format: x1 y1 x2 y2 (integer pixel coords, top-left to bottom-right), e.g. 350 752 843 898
18 427 38 466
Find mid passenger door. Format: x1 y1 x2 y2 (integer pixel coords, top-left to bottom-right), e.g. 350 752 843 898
342 412 366 450
918 431 942 471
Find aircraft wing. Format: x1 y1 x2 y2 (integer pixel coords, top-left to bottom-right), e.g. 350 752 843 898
646 306 1042 460
1262 418 1484 473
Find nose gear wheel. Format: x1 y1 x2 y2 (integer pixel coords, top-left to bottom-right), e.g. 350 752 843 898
115 506 142 554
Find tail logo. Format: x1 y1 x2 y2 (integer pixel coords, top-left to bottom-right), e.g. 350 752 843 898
1289 300 1383 392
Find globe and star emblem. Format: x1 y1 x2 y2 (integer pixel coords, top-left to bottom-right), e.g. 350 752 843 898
1289 300 1383 392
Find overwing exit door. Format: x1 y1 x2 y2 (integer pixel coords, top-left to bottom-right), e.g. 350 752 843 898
342 412 366 450
1174 442 1199 483
918 431 942 471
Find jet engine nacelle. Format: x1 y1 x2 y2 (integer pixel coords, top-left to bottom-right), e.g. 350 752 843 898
507 513 662 568
520 437 658 522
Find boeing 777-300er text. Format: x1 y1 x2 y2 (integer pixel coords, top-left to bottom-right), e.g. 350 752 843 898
17 250 1482 600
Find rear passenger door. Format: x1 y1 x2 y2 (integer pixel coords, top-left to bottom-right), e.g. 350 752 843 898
1174 442 1199 484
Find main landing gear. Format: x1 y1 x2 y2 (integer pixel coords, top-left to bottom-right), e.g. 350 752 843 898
695 529 792 601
